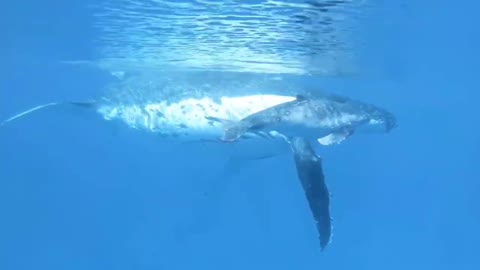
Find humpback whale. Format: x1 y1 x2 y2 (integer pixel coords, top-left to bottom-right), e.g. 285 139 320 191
207 93 397 146
0 92 396 161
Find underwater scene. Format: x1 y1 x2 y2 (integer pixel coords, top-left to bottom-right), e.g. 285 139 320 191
0 0 478 269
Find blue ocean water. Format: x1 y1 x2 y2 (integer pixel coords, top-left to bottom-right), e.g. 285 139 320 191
0 0 478 269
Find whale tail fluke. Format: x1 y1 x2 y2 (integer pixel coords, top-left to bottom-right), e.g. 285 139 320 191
0 100 100 127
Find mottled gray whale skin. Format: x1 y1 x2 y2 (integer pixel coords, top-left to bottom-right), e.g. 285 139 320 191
287 136 332 251
208 93 397 145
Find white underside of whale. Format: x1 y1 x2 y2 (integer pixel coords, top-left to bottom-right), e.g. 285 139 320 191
97 94 297 140
93 94 301 160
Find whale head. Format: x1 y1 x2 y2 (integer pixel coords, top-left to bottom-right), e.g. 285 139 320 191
359 107 398 134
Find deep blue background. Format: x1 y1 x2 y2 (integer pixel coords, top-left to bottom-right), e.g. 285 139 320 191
1 0 479 269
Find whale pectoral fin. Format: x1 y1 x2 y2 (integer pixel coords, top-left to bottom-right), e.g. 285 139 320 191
317 128 354 146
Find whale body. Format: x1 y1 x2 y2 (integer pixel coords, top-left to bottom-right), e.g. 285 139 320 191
1 92 396 151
